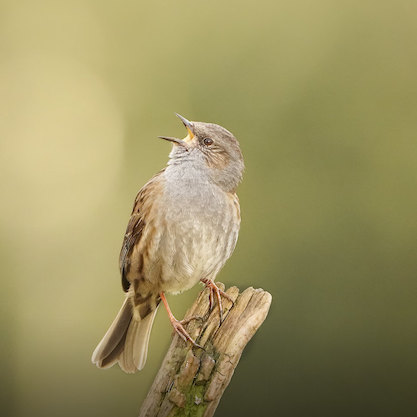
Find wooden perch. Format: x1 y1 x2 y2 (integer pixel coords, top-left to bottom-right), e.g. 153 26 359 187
139 283 272 417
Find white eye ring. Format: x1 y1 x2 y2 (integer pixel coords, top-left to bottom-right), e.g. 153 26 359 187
203 137 213 146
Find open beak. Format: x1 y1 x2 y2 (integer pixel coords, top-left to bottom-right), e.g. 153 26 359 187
158 113 195 147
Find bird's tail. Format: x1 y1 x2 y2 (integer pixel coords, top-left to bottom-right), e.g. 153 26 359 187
91 297 159 373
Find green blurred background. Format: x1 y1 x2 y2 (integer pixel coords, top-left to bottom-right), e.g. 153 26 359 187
1 0 416 416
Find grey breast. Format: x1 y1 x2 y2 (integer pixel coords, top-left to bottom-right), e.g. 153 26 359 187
153 160 239 293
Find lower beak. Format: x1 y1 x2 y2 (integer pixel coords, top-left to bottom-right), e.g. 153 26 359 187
158 136 186 146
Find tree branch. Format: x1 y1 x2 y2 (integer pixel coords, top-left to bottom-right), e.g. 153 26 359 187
139 283 272 417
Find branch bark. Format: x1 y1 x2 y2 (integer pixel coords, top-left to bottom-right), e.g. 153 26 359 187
139 283 272 417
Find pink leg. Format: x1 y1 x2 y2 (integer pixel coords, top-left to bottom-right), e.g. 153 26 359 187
160 292 203 349
200 278 234 323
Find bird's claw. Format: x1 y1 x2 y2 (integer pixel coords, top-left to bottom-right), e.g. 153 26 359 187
172 319 204 350
201 279 234 323
179 315 204 326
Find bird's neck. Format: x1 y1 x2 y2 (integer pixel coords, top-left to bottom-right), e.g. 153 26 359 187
165 151 210 184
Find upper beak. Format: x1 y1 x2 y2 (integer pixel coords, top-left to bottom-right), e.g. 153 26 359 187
158 113 195 146
175 113 195 141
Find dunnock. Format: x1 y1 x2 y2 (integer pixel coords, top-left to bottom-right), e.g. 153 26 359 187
92 114 244 373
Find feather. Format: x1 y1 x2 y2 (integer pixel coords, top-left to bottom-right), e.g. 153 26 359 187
92 298 159 373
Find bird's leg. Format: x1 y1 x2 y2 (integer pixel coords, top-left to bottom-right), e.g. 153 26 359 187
200 278 234 323
160 292 204 349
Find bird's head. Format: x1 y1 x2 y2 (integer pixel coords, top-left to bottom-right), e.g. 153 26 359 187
159 114 244 192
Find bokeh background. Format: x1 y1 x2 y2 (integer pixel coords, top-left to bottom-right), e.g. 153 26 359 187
1 0 416 416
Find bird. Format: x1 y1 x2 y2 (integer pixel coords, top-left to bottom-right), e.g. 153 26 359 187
91 113 244 373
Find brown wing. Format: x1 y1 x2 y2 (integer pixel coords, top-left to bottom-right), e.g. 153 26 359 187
119 169 165 292
119 208 143 292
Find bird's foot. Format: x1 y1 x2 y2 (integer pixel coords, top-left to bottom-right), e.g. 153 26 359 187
160 292 204 350
179 315 204 326
200 278 234 323
170 319 204 349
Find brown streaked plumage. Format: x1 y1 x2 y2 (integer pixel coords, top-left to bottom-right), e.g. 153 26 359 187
92 114 244 373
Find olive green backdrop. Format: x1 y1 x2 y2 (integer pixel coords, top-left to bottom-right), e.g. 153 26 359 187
1 0 416 416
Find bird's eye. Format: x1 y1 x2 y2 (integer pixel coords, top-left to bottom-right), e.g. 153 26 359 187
203 137 213 146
